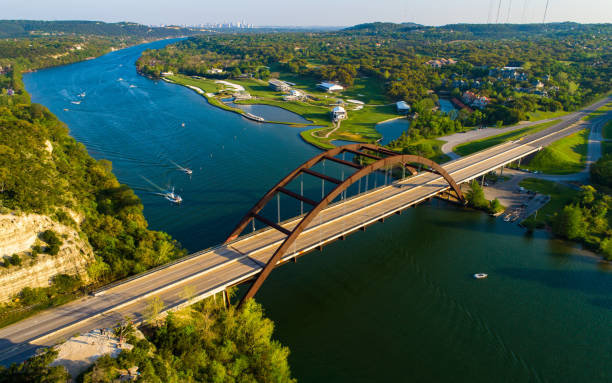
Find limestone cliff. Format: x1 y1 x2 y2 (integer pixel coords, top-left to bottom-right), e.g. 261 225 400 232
0 213 94 302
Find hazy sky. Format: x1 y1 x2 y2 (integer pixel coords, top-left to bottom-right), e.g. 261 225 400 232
4 0 612 26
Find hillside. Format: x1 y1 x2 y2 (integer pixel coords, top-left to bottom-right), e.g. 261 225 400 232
0 20 198 39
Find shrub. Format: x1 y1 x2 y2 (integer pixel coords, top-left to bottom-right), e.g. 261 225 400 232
9 254 21 266
40 229 62 255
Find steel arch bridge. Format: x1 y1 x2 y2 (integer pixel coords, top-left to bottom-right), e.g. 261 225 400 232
225 143 465 306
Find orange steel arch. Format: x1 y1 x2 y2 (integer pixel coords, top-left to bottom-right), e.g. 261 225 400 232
224 144 464 306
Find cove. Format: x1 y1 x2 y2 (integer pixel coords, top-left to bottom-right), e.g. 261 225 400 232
24 40 612 383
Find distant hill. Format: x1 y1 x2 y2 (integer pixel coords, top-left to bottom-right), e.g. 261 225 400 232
343 21 612 39
344 22 424 33
0 20 198 39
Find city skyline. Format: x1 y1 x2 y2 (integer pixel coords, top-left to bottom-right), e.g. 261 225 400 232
4 0 612 27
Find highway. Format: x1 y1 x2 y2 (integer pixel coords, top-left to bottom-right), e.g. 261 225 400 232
0 95 610 365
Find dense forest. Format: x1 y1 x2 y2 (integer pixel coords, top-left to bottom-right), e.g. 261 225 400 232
137 22 611 129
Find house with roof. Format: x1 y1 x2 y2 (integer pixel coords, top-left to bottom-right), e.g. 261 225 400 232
462 91 490 109
269 79 291 92
317 82 344 93
331 106 347 122
396 101 411 113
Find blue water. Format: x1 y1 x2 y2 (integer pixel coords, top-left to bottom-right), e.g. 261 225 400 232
376 118 410 145
24 40 612 383
439 98 457 113
225 101 312 124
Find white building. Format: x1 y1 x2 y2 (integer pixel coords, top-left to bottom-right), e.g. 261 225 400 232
207 68 224 74
269 79 291 92
317 82 344 93
396 101 411 113
332 106 347 122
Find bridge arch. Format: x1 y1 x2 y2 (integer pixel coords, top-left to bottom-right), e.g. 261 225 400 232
225 144 464 306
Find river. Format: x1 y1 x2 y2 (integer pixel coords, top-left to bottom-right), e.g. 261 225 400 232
24 40 611 383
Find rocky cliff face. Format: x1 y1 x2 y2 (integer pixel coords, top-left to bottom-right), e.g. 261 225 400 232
0 213 94 302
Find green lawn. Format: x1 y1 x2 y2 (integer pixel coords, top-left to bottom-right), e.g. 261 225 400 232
519 178 579 228
166 74 220 93
526 110 568 121
583 102 612 122
454 120 560 156
522 129 589 174
340 76 391 105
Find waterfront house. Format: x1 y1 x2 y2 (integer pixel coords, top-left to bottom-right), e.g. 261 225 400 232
207 68 224 74
6 89 14 96
160 71 174 77
317 82 344 93
331 106 347 122
396 101 411 113
269 79 291 92
462 91 490 109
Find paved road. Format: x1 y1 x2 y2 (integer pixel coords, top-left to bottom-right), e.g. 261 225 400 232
0 97 610 365
440 96 612 159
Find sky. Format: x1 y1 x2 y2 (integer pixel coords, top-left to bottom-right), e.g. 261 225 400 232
3 0 612 27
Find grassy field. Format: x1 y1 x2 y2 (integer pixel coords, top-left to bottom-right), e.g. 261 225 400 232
522 129 589 174
453 120 560 156
519 178 579 227
583 102 612 121
526 110 568 121
166 74 220 93
603 119 612 140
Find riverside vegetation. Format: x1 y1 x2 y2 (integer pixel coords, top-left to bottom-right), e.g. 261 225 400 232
0 22 295 380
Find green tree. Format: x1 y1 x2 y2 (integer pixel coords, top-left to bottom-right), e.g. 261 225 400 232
553 204 587 240
466 180 489 210
0 349 69 383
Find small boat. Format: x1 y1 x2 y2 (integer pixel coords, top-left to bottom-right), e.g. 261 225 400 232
78 91 86 98
473 273 488 279
183 168 193 175
71 100 81 105
164 187 182 204
129 85 137 88
181 122 185 127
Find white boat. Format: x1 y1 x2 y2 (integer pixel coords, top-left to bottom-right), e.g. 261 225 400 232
473 273 488 279
183 168 193 175
181 122 185 127
78 91 86 98
71 100 81 105
164 187 182 204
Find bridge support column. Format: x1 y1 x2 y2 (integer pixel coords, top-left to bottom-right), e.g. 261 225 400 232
223 289 230 309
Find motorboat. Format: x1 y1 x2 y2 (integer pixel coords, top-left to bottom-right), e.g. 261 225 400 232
164 187 182 204
183 168 193 175
473 273 488 279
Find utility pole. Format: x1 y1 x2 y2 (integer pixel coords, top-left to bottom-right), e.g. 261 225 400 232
543 0 550 23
